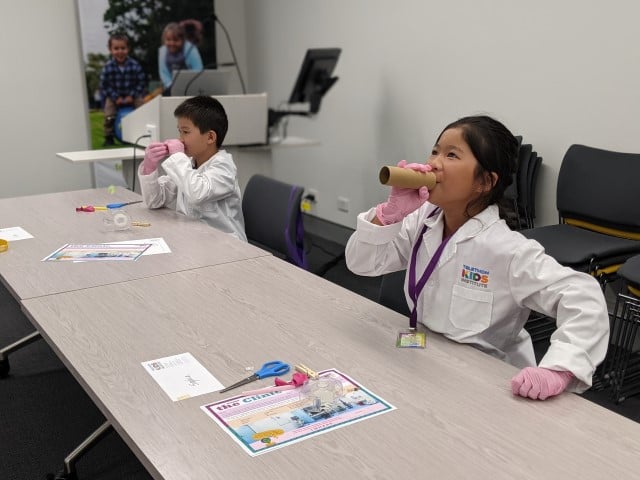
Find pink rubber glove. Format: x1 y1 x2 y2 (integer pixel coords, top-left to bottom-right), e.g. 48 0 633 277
141 142 168 175
511 367 574 400
375 160 432 225
164 139 185 155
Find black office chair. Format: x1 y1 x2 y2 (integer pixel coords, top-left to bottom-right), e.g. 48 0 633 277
242 174 307 269
521 144 640 288
620 255 640 298
503 142 542 231
525 153 542 228
599 255 640 403
378 270 410 316
515 144 533 227
518 149 542 229
521 144 640 344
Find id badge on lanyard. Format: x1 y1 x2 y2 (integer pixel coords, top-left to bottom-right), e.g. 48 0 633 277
397 208 451 348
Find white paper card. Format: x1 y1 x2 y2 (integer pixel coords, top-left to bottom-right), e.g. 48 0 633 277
0 226 34 241
107 237 171 255
142 352 224 401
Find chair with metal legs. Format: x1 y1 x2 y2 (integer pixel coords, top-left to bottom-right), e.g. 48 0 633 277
600 255 640 403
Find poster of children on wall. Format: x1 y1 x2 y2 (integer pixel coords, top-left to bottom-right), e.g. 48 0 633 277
201 369 395 456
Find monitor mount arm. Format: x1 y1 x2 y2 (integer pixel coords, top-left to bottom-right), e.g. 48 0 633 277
309 74 338 114
268 73 339 128
268 109 310 129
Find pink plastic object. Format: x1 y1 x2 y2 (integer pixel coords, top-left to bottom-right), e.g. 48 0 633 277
240 372 309 396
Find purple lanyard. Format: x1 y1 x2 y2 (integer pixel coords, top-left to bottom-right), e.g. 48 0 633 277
408 209 451 329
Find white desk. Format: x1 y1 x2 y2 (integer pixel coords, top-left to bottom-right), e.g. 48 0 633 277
56 148 145 164
242 136 320 150
57 148 146 192
230 135 320 193
57 137 320 195
21 256 640 480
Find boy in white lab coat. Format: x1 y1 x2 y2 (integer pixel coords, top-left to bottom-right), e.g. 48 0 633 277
138 95 246 241
345 115 609 400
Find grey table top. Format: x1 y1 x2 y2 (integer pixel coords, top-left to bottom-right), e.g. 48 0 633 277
0 187 268 299
21 255 640 480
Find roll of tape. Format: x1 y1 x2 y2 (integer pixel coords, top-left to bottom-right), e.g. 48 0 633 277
113 211 130 229
103 209 132 231
0 238 8 253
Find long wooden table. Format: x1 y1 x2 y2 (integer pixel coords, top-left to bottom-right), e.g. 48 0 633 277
21 255 640 479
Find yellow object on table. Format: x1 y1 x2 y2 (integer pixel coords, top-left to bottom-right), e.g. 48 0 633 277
0 239 8 252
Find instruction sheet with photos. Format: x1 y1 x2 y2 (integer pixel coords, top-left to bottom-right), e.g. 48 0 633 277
142 352 224 401
201 369 395 456
42 243 151 262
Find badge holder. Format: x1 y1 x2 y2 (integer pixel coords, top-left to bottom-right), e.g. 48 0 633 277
396 329 426 349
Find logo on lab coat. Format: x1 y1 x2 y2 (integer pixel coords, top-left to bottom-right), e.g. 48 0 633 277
461 264 490 288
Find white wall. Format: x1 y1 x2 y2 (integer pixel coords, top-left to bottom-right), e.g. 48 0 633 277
0 0 92 198
239 0 640 228
5 1 639 230
214 1 249 96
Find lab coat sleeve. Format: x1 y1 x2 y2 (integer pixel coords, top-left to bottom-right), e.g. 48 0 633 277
160 152 236 205
345 206 424 276
508 240 610 392
138 163 178 210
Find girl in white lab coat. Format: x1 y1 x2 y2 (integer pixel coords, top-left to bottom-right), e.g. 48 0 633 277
138 95 246 242
345 115 609 400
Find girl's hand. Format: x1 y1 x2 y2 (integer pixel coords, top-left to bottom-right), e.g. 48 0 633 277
375 160 432 225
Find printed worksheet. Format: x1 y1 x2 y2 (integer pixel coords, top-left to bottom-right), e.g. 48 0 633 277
201 369 396 456
142 353 224 401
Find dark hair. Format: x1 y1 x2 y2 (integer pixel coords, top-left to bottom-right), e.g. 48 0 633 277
108 33 129 49
174 96 228 148
180 19 203 45
437 115 518 222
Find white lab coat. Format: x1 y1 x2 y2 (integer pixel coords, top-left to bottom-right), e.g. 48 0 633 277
138 149 247 242
345 203 609 392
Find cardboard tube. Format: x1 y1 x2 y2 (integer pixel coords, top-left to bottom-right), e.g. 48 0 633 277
379 166 436 189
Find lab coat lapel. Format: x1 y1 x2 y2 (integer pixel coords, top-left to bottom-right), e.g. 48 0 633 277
421 210 445 258
423 206 499 268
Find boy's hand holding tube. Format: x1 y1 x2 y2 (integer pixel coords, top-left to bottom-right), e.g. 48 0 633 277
375 160 432 225
511 367 574 400
164 139 185 155
142 142 168 175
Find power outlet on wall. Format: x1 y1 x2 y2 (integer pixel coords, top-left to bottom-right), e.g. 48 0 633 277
145 124 158 142
337 196 350 212
307 188 319 203
301 188 319 213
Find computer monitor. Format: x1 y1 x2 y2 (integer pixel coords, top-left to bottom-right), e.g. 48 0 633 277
170 69 231 97
288 48 341 114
